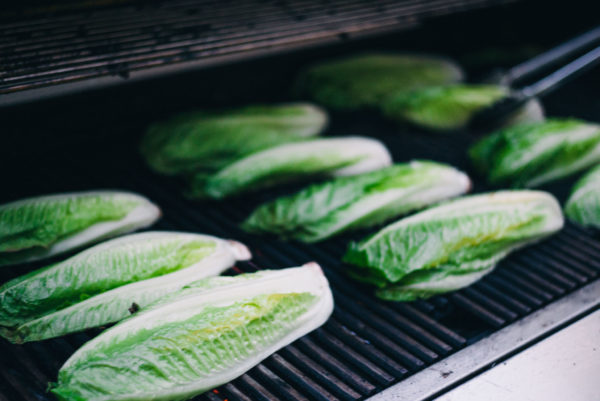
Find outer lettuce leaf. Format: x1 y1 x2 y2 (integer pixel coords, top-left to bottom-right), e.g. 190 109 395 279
0 232 251 343
565 165 600 228
189 136 392 199
140 103 328 175
295 53 463 110
344 191 564 300
51 263 333 401
469 118 600 187
0 191 160 266
382 84 508 131
242 161 470 242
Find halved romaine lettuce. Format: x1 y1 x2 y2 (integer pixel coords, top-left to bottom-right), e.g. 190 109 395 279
294 53 463 110
189 136 392 199
564 165 600 228
0 191 160 266
242 161 470 242
382 84 508 131
51 263 333 401
469 118 600 187
0 232 250 343
344 191 563 300
141 103 328 175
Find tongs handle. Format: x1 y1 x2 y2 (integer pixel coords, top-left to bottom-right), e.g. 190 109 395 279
470 43 600 130
499 25 600 86
520 45 600 98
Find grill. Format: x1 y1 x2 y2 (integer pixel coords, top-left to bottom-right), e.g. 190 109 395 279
1 106 599 400
0 0 514 104
1 1 600 400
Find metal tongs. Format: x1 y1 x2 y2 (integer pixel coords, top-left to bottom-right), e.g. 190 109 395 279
470 25 600 130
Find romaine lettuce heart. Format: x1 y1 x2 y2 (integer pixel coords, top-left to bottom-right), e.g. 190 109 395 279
51 263 333 401
189 136 392 199
565 164 600 228
344 191 564 300
0 191 160 266
243 160 470 242
141 103 328 175
0 232 250 343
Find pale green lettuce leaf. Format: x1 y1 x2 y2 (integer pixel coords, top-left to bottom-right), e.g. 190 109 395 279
295 53 463 110
469 118 600 187
242 160 470 242
344 191 564 300
51 263 333 401
382 84 508 131
141 103 328 175
565 164 600 228
0 191 160 266
189 136 392 199
0 232 251 343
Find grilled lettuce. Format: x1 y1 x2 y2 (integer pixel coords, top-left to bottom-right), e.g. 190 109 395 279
469 119 600 187
382 84 508 131
0 232 250 343
344 191 563 301
565 165 600 228
242 161 470 242
0 191 160 266
295 53 463 110
189 136 393 199
141 103 328 175
51 263 333 401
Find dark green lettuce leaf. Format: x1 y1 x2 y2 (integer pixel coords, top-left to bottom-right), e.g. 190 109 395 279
344 191 564 300
295 53 463 110
140 103 328 175
565 165 600 228
242 161 470 242
0 191 160 266
469 118 600 187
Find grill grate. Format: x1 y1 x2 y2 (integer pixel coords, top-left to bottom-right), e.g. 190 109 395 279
0 0 514 99
0 112 598 400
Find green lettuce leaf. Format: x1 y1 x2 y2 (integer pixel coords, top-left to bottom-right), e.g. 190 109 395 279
469 118 600 187
141 103 328 175
382 84 508 131
0 232 251 343
242 160 470 242
0 191 160 266
189 136 392 199
564 165 600 228
51 263 333 401
294 53 463 110
344 191 564 300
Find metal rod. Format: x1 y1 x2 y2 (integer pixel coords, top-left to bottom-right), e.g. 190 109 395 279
503 25 600 86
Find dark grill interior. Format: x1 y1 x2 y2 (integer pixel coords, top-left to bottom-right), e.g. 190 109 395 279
2 1 600 400
0 0 514 99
